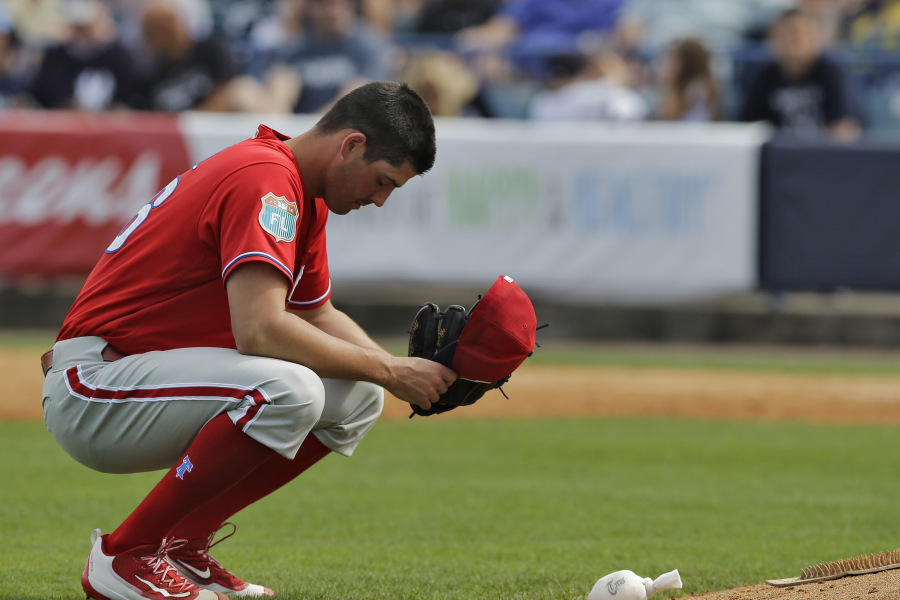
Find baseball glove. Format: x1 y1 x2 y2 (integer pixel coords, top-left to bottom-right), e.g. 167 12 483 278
406 275 538 417
407 301 507 417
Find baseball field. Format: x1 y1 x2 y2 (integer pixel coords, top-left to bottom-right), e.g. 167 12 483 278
4 330 900 599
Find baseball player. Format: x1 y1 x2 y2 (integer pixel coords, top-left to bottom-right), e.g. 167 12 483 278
40 81 456 600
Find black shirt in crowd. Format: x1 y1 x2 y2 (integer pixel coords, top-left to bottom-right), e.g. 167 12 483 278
739 54 858 138
29 40 140 110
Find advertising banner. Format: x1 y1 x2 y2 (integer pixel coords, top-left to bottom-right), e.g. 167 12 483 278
326 120 769 305
0 111 191 279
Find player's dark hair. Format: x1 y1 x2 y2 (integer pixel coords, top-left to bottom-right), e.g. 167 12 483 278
314 81 436 174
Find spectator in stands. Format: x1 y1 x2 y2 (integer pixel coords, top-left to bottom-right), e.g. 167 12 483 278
414 0 501 36
840 0 900 51
796 0 843 45
243 0 306 51
369 0 502 119
115 0 214 60
398 50 485 116
3 0 64 47
232 0 309 112
0 6 35 108
28 0 141 111
360 0 423 35
739 8 861 141
655 37 723 121
616 0 794 54
456 0 626 81
526 46 648 122
247 0 394 114
208 0 279 44
457 0 625 52
452 0 627 118
128 0 246 112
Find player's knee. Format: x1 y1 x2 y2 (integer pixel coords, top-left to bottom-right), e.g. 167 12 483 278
359 381 385 421
280 365 327 420
243 364 327 459
254 362 327 432
312 380 383 456
343 381 384 428
327 380 383 425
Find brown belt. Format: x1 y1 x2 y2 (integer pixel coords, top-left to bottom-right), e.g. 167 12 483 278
41 344 128 376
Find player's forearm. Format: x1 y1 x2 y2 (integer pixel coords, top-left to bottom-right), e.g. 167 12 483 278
240 309 395 385
295 304 387 354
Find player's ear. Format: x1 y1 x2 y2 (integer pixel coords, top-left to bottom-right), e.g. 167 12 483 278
340 132 367 159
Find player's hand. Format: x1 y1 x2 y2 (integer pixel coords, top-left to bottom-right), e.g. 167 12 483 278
385 356 457 410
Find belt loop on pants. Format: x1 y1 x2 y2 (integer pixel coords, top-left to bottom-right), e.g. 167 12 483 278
40 343 129 376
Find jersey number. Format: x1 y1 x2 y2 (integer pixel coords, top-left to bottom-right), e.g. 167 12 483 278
106 177 180 253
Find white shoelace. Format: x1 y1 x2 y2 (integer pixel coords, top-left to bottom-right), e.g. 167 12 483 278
141 537 197 592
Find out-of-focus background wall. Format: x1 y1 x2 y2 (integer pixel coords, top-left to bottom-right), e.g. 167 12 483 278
5 0 900 346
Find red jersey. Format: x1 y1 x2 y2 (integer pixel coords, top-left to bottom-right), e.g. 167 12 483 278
58 125 331 354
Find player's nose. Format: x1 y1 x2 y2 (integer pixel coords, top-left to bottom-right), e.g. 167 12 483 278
371 189 391 207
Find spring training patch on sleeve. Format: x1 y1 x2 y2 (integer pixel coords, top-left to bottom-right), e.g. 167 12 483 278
258 193 298 242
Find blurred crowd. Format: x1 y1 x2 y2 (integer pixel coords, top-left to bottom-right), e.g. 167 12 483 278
3 0 900 140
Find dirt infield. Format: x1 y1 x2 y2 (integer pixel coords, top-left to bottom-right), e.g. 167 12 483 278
14 348 900 425
8 345 900 599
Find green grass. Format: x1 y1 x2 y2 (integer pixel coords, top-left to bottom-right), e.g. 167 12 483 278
4 417 900 599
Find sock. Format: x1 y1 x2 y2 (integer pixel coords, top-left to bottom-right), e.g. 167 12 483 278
105 414 286 553
168 432 331 545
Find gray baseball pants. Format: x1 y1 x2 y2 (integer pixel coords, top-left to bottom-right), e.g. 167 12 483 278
41 336 384 474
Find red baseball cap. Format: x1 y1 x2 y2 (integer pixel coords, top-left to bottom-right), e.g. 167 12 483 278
451 275 537 382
